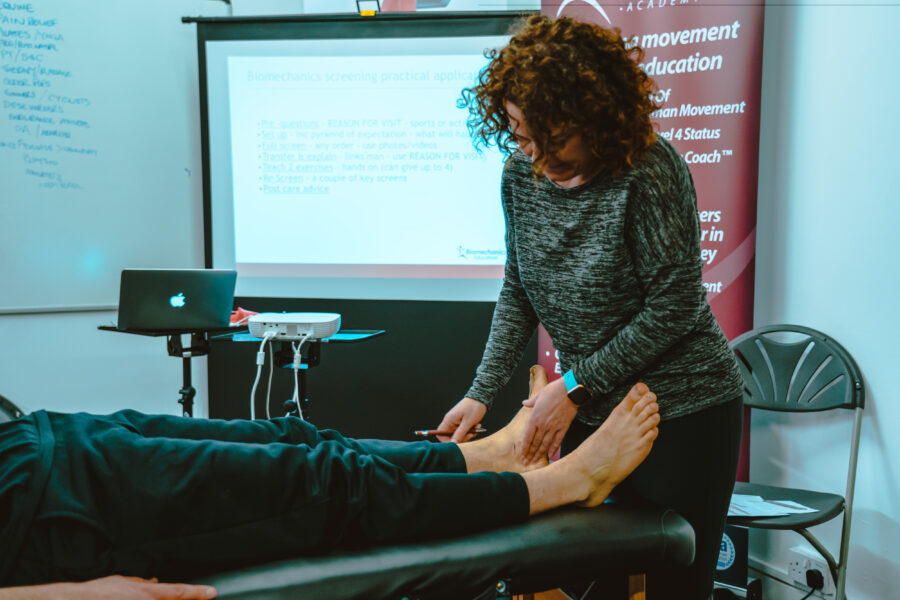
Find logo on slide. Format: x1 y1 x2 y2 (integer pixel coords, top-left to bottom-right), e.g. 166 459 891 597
169 293 186 308
557 0 612 24
457 245 504 262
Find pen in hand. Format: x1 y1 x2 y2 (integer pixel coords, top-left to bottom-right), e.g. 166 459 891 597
414 427 488 438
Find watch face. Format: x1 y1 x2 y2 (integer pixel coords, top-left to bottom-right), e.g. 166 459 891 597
568 385 591 406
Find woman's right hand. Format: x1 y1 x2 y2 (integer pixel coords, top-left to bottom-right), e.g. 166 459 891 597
436 397 487 443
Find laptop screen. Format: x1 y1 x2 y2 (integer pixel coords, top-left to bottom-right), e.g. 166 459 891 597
116 269 237 332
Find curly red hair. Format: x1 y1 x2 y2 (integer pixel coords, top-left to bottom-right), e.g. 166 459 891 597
459 15 660 175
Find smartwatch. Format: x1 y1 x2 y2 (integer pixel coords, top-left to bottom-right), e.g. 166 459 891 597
563 370 592 406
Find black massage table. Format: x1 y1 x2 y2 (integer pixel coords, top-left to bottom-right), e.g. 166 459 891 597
199 503 694 600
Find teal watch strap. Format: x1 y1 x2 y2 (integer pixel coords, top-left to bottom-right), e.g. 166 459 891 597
563 370 578 392
563 370 592 406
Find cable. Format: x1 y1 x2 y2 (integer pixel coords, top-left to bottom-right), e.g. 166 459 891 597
291 333 311 420
265 337 275 420
248 331 276 420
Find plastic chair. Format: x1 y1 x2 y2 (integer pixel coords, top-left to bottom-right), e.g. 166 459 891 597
0 393 26 422
728 324 864 600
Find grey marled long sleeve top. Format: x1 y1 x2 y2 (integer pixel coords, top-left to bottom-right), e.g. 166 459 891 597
465 137 743 424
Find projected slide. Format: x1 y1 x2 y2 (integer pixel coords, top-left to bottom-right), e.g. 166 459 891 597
203 27 519 300
226 38 508 273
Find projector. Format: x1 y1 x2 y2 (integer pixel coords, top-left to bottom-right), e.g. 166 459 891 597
248 312 341 341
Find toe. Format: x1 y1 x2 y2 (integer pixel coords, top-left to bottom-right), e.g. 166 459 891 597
639 412 661 435
622 383 649 409
640 427 660 446
631 391 657 414
636 400 659 422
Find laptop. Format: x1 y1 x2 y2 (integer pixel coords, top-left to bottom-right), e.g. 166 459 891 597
116 269 237 332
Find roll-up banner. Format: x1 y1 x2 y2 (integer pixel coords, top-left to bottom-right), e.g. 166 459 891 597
538 0 764 469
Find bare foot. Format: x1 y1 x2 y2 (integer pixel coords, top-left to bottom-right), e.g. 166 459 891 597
563 382 660 507
460 365 551 474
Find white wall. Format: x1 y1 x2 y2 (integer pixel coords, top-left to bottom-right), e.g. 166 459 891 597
752 3 900 599
0 312 209 418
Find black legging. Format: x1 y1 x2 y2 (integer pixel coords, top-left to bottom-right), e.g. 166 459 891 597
6 410 529 585
562 397 742 600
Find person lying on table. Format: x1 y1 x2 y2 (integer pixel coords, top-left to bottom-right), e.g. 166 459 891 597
0 366 659 591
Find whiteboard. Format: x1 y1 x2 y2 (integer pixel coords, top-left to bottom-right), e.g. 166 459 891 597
0 0 227 313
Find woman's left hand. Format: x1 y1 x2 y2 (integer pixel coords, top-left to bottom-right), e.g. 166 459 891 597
519 377 578 464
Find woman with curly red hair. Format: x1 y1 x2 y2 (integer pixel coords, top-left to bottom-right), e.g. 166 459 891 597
437 15 744 599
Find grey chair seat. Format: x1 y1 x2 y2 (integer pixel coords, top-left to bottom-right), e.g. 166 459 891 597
730 481 844 530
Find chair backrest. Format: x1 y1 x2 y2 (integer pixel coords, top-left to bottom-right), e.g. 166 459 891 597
730 324 864 412
0 394 26 423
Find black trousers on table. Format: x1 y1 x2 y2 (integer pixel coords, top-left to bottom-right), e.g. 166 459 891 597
7 410 529 585
561 397 743 600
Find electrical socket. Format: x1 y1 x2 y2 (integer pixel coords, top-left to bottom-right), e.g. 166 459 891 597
788 546 835 598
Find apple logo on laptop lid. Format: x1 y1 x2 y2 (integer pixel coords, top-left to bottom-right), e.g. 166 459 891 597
170 293 186 308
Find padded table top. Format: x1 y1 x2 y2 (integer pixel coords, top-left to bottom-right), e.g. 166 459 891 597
199 503 694 600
